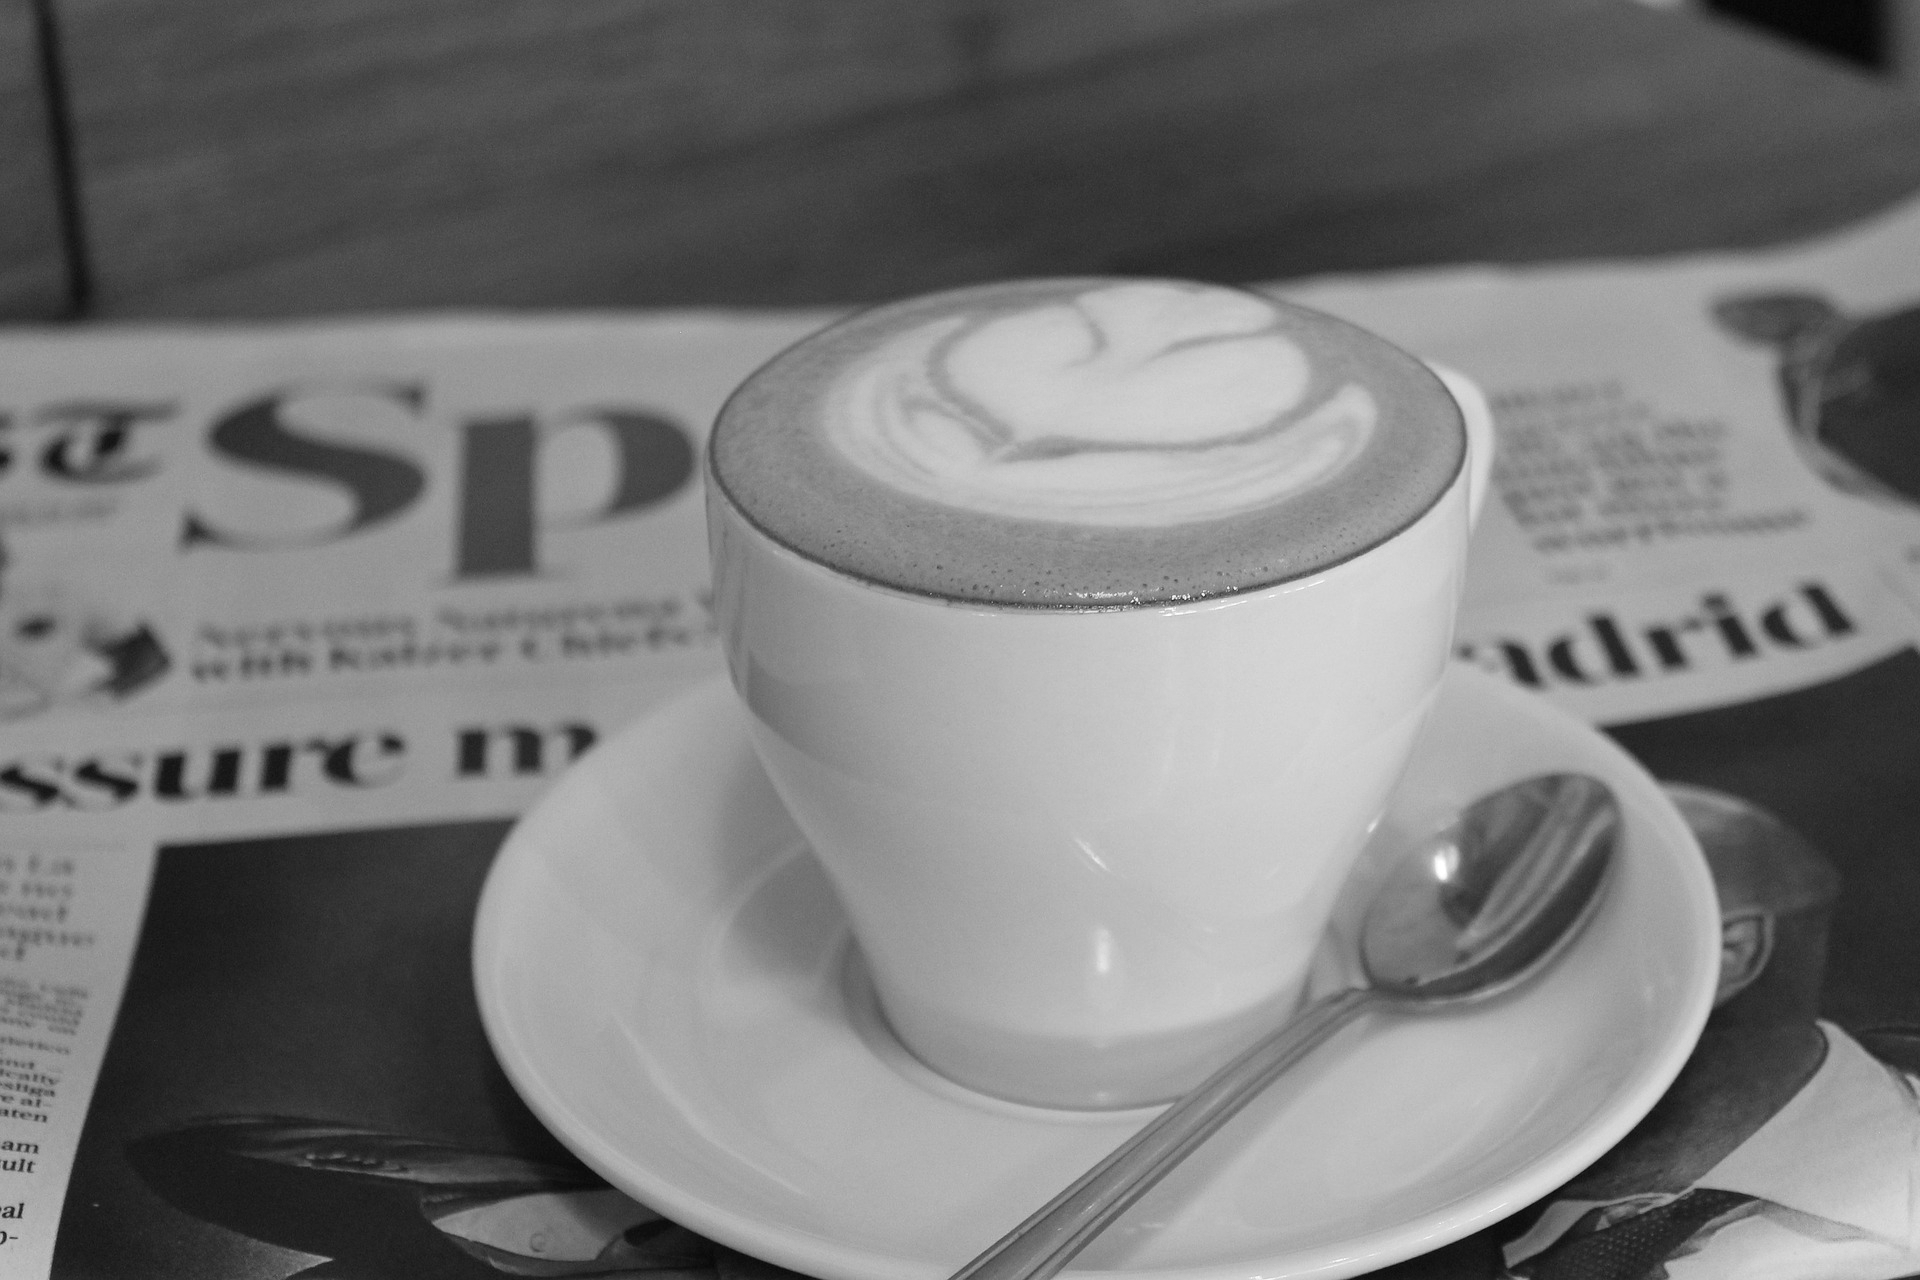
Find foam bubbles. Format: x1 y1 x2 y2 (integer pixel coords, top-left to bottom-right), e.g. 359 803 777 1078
709 278 1465 607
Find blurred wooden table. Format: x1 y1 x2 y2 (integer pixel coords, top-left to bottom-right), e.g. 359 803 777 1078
5 0 1920 320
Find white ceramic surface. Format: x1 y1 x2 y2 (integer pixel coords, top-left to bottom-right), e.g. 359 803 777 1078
707 337 1494 1108
473 662 1719 1280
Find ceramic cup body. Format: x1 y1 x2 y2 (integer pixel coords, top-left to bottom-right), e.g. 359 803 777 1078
707 366 1492 1108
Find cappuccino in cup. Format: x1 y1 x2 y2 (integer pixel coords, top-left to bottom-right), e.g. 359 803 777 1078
708 278 1491 1108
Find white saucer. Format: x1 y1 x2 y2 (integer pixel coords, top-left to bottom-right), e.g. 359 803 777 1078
473 664 1719 1280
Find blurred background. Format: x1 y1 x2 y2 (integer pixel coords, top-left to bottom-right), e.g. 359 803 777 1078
1680 0 1913 71
4 0 1919 325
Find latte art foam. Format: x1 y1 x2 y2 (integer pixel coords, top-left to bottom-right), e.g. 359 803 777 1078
710 279 1464 606
826 283 1376 526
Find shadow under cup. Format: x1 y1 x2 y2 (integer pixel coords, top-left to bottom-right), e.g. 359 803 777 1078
705 384 1484 1110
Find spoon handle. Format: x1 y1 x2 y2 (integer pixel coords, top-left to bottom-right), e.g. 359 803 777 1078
950 985 1376 1280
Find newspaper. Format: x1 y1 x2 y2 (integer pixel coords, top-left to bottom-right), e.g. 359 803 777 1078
5 195 1920 1278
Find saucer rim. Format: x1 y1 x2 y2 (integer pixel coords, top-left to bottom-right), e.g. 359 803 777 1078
474 664 1720 1280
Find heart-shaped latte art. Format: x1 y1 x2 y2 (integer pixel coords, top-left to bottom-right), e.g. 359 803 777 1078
944 282 1311 451
824 280 1377 527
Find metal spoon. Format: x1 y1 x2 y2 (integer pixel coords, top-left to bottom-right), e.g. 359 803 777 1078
951 771 1621 1280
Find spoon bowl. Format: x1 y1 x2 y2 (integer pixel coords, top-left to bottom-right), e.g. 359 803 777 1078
1363 771 1619 1001
951 771 1621 1280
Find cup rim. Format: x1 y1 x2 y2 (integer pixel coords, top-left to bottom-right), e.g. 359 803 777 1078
706 280 1472 610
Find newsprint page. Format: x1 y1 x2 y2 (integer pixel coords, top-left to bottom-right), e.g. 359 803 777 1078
1 198 1920 1280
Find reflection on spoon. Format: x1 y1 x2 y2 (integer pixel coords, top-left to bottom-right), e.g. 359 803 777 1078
951 772 1621 1280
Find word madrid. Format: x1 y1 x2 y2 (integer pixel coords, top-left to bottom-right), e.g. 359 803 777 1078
1458 580 1856 689
0 722 594 813
0 385 697 577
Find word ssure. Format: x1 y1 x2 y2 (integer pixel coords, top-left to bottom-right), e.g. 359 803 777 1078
0 721 595 814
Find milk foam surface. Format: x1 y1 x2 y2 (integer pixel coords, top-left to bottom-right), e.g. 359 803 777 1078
711 279 1464 606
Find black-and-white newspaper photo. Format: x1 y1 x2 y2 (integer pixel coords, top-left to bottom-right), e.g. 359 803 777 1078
8 6 1920 1276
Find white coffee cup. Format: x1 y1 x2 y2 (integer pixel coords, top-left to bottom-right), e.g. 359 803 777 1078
706 280 1493 1108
